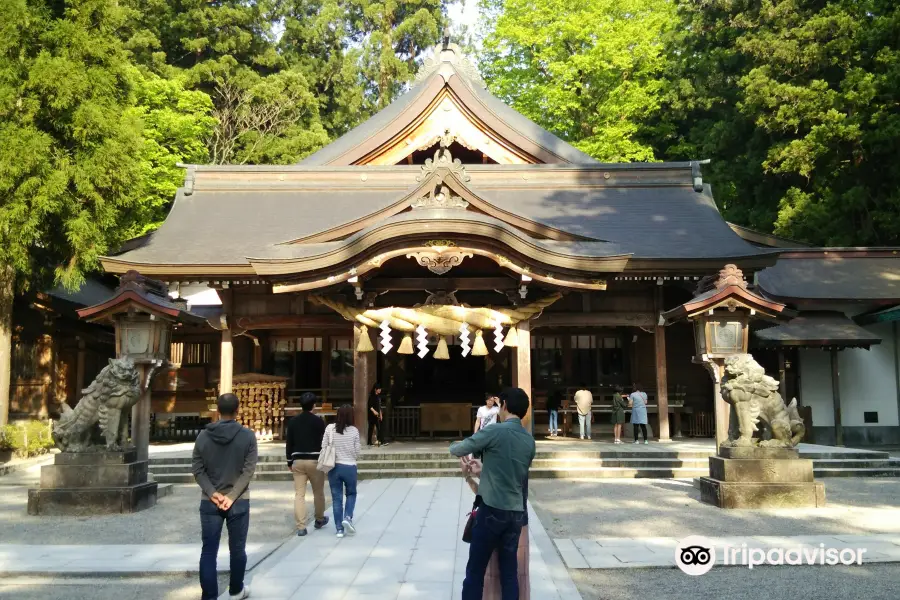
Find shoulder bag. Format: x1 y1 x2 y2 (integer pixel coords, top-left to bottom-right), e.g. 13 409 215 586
317 424 336 473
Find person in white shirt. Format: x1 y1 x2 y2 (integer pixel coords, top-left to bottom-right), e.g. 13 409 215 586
574 388 594 440
325 404 361 538
474 394 500 433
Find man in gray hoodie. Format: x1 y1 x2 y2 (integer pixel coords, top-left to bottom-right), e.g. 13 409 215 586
192 393 258 600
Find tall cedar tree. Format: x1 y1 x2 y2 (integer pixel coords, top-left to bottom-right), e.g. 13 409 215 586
278 0 446 138
478 0 677 162
656 0 900 245
0 0 147 423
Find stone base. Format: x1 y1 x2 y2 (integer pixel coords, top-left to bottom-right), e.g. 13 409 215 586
699 477 825 509
27 482 158 516
709 456 814 483
27 450 158 516
700 449 825 509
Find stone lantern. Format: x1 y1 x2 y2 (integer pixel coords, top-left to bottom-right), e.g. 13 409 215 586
663 265 793 450
663 265 825 510
28 272 205 515
77 271 206 460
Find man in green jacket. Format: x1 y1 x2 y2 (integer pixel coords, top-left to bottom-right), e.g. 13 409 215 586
449 387 536 600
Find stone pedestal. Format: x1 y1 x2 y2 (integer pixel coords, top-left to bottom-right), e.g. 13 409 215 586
698 447 825 509
27 450 158 515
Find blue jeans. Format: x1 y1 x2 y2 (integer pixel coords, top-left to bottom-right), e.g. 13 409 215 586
462 504 525 600
579 412 592 438
199 498 249 600
328 463 358 532
549 409 558 433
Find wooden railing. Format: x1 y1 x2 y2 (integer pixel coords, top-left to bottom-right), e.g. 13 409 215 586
286 388 353 405
687 411 715 437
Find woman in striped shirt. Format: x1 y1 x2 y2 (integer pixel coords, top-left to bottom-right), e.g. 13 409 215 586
326 404 361 538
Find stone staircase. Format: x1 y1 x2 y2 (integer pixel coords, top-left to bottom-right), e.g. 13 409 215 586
148 448 900 483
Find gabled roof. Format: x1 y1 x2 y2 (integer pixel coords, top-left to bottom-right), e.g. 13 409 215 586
101 160 774 279
300 43 599 166
754 311 881 349
757 250 900 303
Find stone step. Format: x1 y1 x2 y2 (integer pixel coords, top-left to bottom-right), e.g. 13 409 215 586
813 467 900 477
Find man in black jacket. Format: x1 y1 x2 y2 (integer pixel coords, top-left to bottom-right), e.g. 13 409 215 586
285 391 329 536
192 393 257 600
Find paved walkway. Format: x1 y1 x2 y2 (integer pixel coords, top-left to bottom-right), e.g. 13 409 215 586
243 477 581 600
0 543 276 575
554 534 900 569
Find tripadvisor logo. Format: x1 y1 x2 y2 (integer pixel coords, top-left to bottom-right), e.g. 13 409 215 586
675 536 868 574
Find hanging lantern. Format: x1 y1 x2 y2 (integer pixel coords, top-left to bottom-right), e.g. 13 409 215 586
357 325 374 352
379 320 393 354
434 336 450 359
416 324 429 358
503 325 519 348
493 319 505 353
460 322 471 357
398 333 414 355
472 329 488 356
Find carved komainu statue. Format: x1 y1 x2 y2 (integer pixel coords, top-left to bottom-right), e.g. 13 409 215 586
53 357 142 452
720 354 805 448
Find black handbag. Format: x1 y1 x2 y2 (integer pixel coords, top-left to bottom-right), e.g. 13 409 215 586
462 496 483 543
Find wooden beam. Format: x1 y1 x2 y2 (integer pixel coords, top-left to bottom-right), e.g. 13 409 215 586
513 320 533 433
234 315 352 330
831 348 843 446
654 286 670 441
365 277 516 291
532 312 655 329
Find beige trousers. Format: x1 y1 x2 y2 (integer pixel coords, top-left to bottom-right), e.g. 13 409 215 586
291 459 326 529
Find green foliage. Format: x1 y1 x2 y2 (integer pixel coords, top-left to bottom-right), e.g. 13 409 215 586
655 0 900 246
0 421 54 458
0 0 146 291
478 0 678 162
278 0 446 137
130 71 216 232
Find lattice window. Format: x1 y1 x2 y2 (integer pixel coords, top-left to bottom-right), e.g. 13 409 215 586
170 342 212 365
12 340 38 379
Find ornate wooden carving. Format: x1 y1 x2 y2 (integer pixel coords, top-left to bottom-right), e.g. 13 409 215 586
411 184 469 210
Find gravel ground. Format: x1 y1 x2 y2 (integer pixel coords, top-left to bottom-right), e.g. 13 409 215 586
0 481 330 545
530 478 900 539
569 564 900 600
0 574 230 600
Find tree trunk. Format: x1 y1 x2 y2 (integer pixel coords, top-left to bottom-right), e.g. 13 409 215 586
0 264 13 426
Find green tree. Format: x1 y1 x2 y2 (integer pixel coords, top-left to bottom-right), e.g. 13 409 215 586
657 0 900 245
278 0 446 137
478 0 678 161
131 70 216 232
0 0 149 423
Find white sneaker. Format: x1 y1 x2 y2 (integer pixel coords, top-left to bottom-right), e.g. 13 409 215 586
633 440 639 444
580 436 584 440
644 440 649 444
342 518 356 535
586 436 591 440
230 586 250 599
336 531 344 539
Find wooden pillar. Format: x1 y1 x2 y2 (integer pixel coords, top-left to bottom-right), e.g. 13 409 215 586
654 286 670 441
778 349 787 401
707 361 729 452
219 288 233 394
220 327 233 394
75 339 86 402
353 325 376 444
251 338 262 373
131 365 152 462
831 348 843 446
512 320 533 433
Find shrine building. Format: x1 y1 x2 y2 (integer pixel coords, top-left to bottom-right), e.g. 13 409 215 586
85 43 900 446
